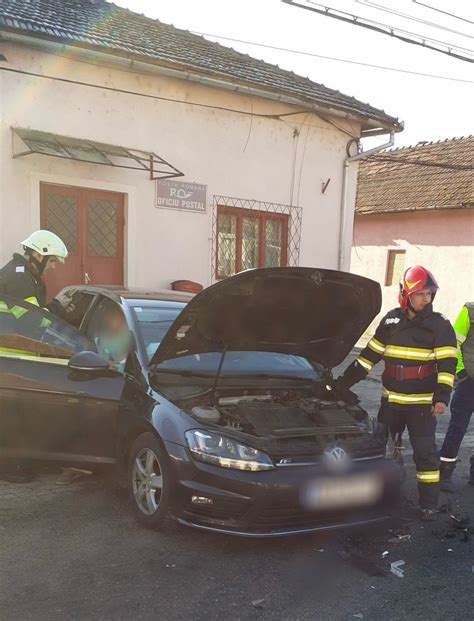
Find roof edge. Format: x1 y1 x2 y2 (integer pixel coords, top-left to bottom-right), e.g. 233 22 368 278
356 203 474 216
0 28 403 134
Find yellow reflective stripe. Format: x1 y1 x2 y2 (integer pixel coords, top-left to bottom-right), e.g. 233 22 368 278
416 471 440 483
434 346 458 360
367 338 385 354
0 345 37 356
357 356 373 371
10 305 28 319
0 301 28 318
438 372 455 387
456 332 466 345
384 345 435 361
382 388 434 404
0 349 69 365
40 317 52 328
24 296 40 306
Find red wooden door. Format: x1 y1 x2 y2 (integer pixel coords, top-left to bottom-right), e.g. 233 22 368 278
40 183 124 299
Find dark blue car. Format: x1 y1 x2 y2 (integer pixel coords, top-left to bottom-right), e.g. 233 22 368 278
0 268 400 536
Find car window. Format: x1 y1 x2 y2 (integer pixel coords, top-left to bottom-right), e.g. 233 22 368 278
64 291 96 328
85 297 130 373
130 302 185 361
0 295 94 362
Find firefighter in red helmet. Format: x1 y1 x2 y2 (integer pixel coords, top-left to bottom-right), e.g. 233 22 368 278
336 266 457 521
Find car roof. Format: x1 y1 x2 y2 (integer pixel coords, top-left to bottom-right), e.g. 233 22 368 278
62 285 194 304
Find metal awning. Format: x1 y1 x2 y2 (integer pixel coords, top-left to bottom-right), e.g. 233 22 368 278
11 127 184 180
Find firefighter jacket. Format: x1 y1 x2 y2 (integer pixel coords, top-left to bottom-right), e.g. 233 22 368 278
453 303 474 380
341 304 457 412
0 253 62 315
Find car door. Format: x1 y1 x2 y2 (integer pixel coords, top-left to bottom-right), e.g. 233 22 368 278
0 294 125 465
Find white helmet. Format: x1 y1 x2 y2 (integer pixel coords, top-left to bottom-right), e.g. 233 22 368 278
21 230 68 262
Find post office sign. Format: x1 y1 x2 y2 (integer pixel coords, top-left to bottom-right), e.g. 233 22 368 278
156 179 207 213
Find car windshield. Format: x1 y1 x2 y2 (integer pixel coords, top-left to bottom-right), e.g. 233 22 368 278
131 302 321 381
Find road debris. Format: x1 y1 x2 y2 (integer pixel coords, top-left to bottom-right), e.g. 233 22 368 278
390 560 405 578
252 599 265 609
388 533 411 543
353 614 364 619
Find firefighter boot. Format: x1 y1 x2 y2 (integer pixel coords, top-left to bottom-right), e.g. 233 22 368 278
440 461 456 493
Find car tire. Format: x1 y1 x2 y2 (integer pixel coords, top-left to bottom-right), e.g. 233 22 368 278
128 432 173 530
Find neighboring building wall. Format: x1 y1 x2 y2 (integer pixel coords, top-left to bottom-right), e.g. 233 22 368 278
351 210 474 326
0 41 359 289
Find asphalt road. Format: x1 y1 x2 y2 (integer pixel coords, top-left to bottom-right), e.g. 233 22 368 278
1 354 473 621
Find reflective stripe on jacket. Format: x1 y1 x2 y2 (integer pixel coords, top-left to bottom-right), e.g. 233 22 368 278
343 304 457 411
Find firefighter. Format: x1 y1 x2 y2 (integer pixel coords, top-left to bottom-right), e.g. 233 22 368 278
0 230 69 483
335 266 457 521
0 229 68 313
439 302 474 492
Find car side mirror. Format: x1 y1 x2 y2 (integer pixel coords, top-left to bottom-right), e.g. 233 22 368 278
68 350 113 373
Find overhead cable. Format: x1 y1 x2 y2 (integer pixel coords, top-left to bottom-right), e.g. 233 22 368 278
282 0 474 63
412 1 474 26
193 31 474 84
355 0 473 39
366 154 473 171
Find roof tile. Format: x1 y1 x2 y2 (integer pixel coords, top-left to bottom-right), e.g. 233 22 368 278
356 136 474 214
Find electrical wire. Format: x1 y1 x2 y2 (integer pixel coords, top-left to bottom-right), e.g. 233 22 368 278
0 65 358 142
0 66 304 120
355 0 473 39
282 0 474 63
365 154 473 171
412 1 474 26
193 31 474 84
301 0 474 54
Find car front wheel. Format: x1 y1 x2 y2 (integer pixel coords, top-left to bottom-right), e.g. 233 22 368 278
128 432 172 530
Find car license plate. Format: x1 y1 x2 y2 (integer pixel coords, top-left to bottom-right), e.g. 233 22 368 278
302 474 383 510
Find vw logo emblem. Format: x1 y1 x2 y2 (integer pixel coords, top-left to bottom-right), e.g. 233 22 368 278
323 446 350 470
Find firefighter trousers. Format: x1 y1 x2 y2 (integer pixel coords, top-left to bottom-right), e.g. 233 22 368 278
440 377 474 478
378 404 439 510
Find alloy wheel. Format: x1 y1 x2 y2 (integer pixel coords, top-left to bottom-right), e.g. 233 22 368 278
132 448 163 515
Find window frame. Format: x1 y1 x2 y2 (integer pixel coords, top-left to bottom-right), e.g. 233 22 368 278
215 206 289 279
385 249 406 287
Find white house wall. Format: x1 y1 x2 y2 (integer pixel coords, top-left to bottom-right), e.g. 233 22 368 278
0 42 361 289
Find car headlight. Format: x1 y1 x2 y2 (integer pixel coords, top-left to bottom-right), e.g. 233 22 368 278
185 430 275 471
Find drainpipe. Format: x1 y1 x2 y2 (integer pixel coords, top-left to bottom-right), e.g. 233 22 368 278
338 131 394 271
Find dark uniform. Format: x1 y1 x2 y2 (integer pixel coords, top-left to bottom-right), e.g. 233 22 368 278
0 253 64 314
339 303 457 510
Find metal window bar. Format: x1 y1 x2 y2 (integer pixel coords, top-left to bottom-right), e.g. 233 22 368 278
211 195 303 282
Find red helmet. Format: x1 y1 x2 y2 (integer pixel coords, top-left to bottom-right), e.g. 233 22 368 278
398 265 439 309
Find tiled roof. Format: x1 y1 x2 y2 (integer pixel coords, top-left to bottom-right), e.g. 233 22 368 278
356 136 474 215
0 0 401 132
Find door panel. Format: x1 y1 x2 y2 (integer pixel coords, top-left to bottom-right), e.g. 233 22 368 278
40 184 124 299
40 184 83 297
84 191 124 287
0 295 124 463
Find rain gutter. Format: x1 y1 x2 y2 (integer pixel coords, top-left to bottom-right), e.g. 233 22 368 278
338 131 395 271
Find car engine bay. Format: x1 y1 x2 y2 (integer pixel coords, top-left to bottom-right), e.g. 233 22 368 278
181 388 386 463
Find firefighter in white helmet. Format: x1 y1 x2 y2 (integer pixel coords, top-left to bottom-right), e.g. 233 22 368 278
0 230 69 314
0 230 69 483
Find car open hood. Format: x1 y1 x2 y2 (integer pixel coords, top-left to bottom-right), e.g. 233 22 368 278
150 267 381 370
